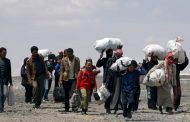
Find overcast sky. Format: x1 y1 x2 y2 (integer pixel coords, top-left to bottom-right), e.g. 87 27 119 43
0 0 189 76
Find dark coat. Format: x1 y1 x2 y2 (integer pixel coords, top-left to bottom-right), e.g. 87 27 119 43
20 66 29 86
0 58 12 85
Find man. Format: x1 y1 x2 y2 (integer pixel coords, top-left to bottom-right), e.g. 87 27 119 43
96 49 113 83
59 48 80 112
173 52 189 111
0 47 13 112
104 48 123 114
142 56 158 110
26 46 49 108
43 53 56 101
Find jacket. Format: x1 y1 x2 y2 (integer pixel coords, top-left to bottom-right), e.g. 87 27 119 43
121 67 146 93
0 58 12 85
76 68 97 90
59 56 80 81
26 54 49 84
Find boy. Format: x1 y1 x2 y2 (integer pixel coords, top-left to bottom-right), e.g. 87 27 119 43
121 60 146 120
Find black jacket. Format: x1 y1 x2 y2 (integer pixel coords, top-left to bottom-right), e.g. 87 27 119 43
21 66 29 86
0 58 12 85
176 56 189 81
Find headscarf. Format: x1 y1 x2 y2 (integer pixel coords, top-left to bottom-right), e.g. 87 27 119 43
165 52 175 80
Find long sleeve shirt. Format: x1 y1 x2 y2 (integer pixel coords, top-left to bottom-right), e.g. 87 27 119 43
76 68 97 90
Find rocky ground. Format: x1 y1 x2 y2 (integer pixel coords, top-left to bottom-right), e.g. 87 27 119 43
0 76 190 122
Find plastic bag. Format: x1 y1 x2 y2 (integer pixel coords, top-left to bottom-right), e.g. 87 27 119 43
110 57 132 71
167 40 185 63
94 38 123 53
97 84 111 105
38 49 51 58
53 86 65 102
143 44 166 60
8 86 15 106
70 90 81 111
143 68 166 87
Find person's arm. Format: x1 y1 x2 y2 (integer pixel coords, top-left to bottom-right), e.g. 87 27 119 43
177 54 189 71
76 70 82 90
21 66 27 77
138 67 147 75
59 60 64 82
7 59 13 85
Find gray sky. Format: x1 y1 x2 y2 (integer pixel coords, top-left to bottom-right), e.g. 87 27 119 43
0 0 189 76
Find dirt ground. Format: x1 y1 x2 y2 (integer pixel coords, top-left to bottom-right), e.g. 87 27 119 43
0 76 190 122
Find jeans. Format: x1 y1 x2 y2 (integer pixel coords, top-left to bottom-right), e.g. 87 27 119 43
23 84 33 103
63 79 75 110
121 91 134 117
33 75 45 106
147 86 157 109
44 78 52 99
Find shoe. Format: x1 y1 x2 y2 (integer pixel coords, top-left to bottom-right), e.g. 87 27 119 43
127 112 132 119
81 109 87 115
159 106 163 114
65 109 69 112
166 107 173 114
106 109 111 114
33 105 40 109
175 108 182 112
43 97 49 101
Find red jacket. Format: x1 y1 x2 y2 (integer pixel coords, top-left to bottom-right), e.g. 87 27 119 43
76 68 97 90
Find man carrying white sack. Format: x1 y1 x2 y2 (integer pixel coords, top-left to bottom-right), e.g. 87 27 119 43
173 52 188 112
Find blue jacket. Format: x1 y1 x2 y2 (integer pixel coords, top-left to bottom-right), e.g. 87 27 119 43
121 67 146 93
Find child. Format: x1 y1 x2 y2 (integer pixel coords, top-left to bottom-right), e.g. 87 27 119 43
76 59 97 115
121 60 146 120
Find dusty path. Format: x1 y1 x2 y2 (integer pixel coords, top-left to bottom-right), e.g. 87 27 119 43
0 77 190 122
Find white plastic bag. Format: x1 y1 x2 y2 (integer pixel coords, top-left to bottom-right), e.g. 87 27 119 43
110 57 132 71
167 40 185 63
143 44 166 60
97 84 111 105
38 49 51 58
143 68 166 87
94 38 123 53
8 86 15 106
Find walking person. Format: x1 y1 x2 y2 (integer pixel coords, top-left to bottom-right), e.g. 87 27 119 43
142 56 159 110
43 53 56 101
26 46 49 109
121 60 146 120
173 52 189 111
76 59 97 115
147 52 176 114
21 57 33 103
0 47 13 112
104 48 123 114
59 48 80 112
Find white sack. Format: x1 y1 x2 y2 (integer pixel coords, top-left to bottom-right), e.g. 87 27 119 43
110 57 132 71
143 68 166 87
167 40 185 63
143 44 166 60
38 49 51 58
94 38 123 53
97 84 111 105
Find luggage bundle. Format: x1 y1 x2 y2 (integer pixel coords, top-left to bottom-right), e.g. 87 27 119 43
38 49 51 58
143 68 166 87
167 37 185 63
53 86 65 102
97 84 111 105
70 90 81 112
110 57 132 71
143 44 166 60
94 38 123 53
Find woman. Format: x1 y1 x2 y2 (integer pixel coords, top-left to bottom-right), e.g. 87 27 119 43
21 57 33 103
147 52 176 114
76 59 97 115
